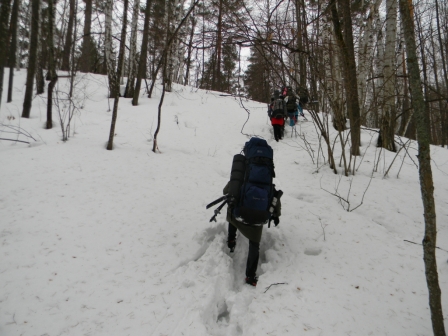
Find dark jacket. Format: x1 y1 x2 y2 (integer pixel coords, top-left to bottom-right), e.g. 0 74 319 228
223 182 281 243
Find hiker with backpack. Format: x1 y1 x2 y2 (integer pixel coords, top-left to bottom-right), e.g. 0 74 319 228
268 90 287 142
298 87 309 119
283 86 301 126
208 138 282 287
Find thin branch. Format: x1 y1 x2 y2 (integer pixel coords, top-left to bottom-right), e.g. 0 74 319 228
384 138 410 178
404 240 448 253
264 282 288 293
0 138 31 144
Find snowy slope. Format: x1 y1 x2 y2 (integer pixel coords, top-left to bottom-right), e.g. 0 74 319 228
1 70 447 335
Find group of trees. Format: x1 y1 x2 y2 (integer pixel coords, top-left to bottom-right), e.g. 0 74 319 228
0 0 248 122
242 0 448 151
0 0 446 333
0 0 447 151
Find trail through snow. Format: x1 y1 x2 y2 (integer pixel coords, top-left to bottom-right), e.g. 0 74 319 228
0 70 447 335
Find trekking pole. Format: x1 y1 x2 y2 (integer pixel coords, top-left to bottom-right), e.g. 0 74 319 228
206 195 228 209
209 199 228 222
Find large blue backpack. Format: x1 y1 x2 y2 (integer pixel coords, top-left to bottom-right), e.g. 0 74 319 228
232 138 275 226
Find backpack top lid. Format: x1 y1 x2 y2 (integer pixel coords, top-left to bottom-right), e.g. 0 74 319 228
243 138 273 160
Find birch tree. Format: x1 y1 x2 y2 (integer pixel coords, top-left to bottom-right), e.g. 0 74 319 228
124 0 139 98
378 0 397 152
104 0 116 98
357 0 381 124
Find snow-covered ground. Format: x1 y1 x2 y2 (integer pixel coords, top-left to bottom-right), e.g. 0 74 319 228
1 70 447 335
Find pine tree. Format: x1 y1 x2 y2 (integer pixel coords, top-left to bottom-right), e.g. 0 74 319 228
244 45 271 103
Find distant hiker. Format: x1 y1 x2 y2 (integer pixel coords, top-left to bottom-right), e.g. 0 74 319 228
298 87 310 118
298 87 309 106
284 86 300 126
222 138 282 287
268 90 286 142
283 86 299 126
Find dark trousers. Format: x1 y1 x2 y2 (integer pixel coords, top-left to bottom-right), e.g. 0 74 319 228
228 223 260 278
273 124 283 141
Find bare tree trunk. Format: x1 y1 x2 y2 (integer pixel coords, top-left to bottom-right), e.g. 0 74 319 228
165 0 174 92
214 0 223 91
357 0 381 125
153 58 166 153
184 13 196 86
22 0 40 118
61 0 75 71
132 0 152 105
434 56 447 146
397 49 413 138
330 0 361 156
378 0 398 152
399 0 446 334
46 0 57 129
124 0 139 98
435 0 448 148
7 0 19 103
373 21 384 129
35 7 45 95
295 0 306 90
106 0 128 150
104 0 116 98
79 0 92 73
0 0 12 108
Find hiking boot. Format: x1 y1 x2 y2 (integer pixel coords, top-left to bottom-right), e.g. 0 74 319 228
245 276 258 287
227 240 236 253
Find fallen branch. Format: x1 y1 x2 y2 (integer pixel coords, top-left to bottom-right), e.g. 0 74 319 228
264 282 288 293
320 175 350 210
349 169 374 212
309 210 328 241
